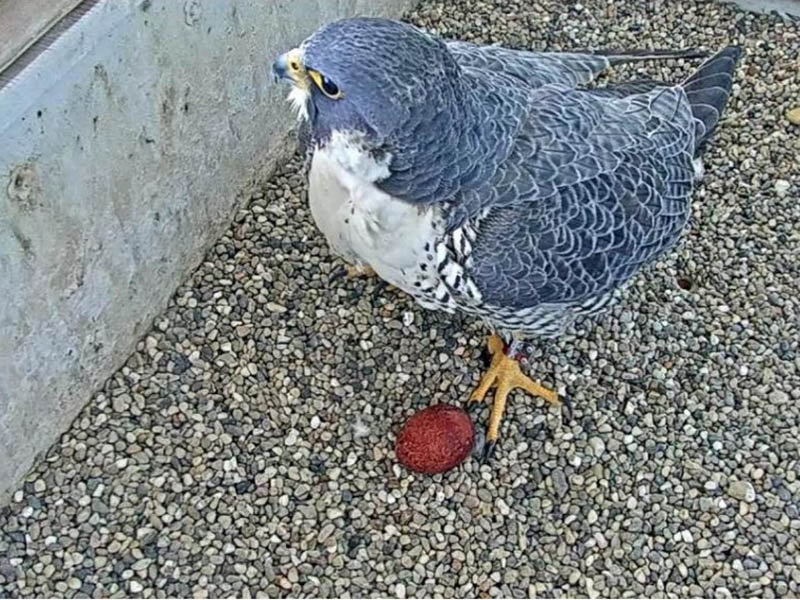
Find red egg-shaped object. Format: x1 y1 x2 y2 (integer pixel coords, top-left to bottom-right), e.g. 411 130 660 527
395 404 475 474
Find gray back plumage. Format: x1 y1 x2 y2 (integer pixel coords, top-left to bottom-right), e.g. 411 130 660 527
454 47 741 316
446 41 615 88
463 85 696 313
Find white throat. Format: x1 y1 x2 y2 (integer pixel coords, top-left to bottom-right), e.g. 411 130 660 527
322 130 391 184
286 86 310 122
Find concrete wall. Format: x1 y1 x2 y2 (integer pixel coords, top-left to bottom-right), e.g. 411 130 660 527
0 0 412 500
723 0 800 17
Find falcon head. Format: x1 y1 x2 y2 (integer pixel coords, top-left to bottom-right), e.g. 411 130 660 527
272 18 462 148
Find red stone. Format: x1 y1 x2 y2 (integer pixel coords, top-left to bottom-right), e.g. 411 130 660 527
395 404 475 474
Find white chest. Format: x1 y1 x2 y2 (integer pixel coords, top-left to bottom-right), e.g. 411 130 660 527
307 139 440 296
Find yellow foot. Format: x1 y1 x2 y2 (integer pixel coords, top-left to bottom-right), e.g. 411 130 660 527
330 263 377 283
345 264 377 279
468 334 559 458
330 263 395 298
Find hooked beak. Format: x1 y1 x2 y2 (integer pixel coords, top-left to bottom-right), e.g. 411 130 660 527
272 48 306 86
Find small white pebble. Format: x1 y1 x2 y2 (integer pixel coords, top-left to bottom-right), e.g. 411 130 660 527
352 418 370 439
774 179 790 196
588 437 605 457
728 480 756 503
586 577 600 599
496 498 511 516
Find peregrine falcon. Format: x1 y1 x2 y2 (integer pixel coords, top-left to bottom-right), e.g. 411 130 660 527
272 18 740 458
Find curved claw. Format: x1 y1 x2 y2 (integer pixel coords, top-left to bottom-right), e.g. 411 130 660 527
371 278 390 301
560 393 574 422
466 399 484 415
481 439 498 463
329 265 348 284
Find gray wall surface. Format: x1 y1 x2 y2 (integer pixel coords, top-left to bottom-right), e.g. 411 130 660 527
0 0 412 500
723 0 800 17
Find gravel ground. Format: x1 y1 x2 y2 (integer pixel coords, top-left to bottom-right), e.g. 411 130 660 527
2 0 799 597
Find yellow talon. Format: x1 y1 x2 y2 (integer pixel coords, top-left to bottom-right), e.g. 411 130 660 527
468 334 559 443
345 264 377 279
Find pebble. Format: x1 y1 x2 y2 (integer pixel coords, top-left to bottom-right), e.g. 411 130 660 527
265 302 287 313
728 480 757 503
551 469 569 497
588 436 605 457
774 179 790 196
496 498 511 516
317 523 336 544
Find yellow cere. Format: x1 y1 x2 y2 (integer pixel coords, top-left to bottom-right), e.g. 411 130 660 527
285 48 309 88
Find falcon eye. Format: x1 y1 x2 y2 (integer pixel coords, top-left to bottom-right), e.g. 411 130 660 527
320 76 339 97
309 69 343 99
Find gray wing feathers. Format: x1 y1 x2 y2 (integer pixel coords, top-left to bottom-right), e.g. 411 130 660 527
447 41 612 87
376 41 716 209
430 41 737 320
447 41 707 89
465 85 696 310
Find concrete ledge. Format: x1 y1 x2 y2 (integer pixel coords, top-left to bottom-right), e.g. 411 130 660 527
0 0 83 74
0 0 412 499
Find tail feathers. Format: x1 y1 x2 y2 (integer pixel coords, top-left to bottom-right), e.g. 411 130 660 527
682 46 742 153
596 47 708 65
